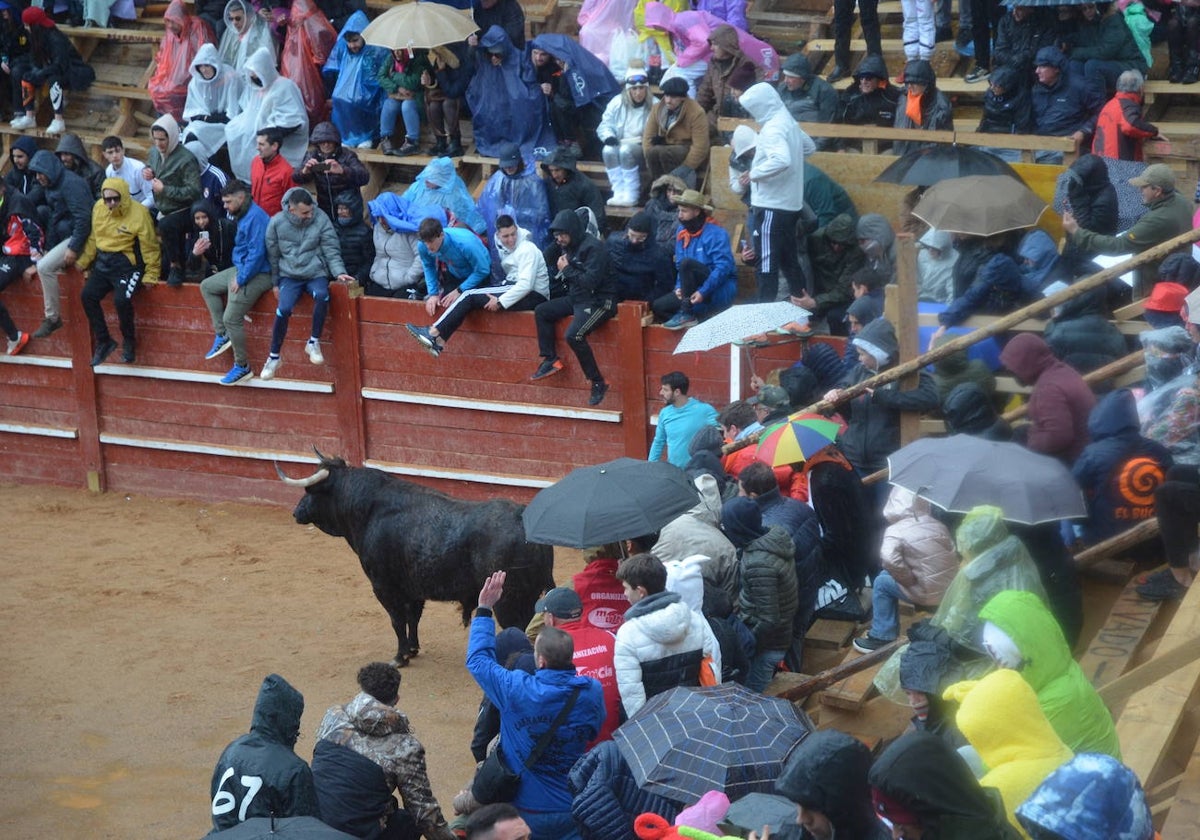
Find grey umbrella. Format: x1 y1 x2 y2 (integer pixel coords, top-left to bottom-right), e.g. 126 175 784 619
887 435 1087 524
673 301 811 354
522 458 699 548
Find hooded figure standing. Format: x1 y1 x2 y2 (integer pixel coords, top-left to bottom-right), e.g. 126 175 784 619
210 673 321 831
738 82 812 304
76 177 161 366
225 47 309 182
149 0 215 120
323 14 387 150
182 43 244 163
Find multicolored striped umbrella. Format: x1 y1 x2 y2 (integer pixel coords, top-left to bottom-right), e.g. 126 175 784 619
755 414 841 467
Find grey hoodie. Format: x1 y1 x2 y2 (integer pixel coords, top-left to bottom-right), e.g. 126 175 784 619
264 187 347 283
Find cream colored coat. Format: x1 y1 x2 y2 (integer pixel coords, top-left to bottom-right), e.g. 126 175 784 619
880 486 959 607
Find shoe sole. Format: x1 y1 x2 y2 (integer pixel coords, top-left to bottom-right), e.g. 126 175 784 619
306 352 324 365
530 364 563 381
205 340 232 361
663 321 697 331
405 324 436 352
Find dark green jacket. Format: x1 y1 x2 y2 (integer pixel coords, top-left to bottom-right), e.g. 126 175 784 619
378 52 430 108
737 525 798 651
1072 189 1192 290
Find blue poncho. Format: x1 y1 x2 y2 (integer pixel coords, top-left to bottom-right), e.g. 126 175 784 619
402 157 486 235
367 192 448 232
323 11 389 148
476 157 552 278
466 26 556 159
527 33 621 108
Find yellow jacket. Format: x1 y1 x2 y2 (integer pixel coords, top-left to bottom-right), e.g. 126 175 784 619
946 668 1074 838
77 177 161 284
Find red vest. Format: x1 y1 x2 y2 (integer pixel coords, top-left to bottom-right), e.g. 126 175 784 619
562 620 620 744
573 559 627 632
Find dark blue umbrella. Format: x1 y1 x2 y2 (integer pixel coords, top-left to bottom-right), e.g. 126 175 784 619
613 684 814 802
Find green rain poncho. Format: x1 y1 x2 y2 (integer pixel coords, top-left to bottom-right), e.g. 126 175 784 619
979 590 1121 759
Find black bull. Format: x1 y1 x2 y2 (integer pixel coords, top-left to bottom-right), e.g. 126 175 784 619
278 455 555 665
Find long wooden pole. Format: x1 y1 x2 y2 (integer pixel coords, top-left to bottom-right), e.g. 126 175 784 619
724 225 1200 456
772 639 904 702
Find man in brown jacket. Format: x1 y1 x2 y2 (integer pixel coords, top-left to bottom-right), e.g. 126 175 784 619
642 76 710 187
695 25 758 139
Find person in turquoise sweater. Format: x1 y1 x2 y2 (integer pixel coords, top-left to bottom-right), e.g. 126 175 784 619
648 371 719 468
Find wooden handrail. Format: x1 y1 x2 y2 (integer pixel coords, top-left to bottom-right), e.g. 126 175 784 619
772 638 904 701
723 225 1200 456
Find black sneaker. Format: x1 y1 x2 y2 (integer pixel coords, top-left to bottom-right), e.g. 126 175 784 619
827 65 849 83
427 137 448 156
964 65 990 83
852 634 893 653
588 380 608 406
33 316 63 338
530 357 563 380
122 342 135 363
166 267 184 287
396 139 421 157
445 138 465 157
91 338 117 366
1137 573 1189 601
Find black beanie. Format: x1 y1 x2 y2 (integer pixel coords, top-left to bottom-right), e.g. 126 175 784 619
628 211 653 235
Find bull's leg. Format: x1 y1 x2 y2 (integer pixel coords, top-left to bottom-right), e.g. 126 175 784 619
371 585 415 667
407 600 425 656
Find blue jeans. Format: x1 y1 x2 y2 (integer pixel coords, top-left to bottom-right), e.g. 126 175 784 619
270 276 330 355
521 809 579 840
869 570 904 640
746 648 786 692
381 97 421 141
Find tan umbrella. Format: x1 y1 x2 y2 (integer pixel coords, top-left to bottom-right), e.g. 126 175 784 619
911 174 1047 237
361 1 478 51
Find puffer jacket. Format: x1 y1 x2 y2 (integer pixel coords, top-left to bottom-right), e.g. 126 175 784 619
1068 11 1146 74
939 250 1029 327
265 187 347 283
210 674 320 831
570 740 684 840
541 147 606 232
654 474 739 601
737 525 799 651
596 88 656 144
999 333 1096 462
978 65 1033 135
1015 754 1154 840
54 132 104 199
607 228 674 302
332 189 374 282
1043 286 1126 374
76 177 162 284
1071 388 1172 542
4 136 45 207
643 97 711 172
695 24 757 135
838 319 940 472
613 590 721 716
775 730 890 840
291 121 370 218
880 487 958 607
944 669 1074 837
739 82 807 212
943 382 1013 440
27 149 91 252
314 692 454 840
978 589 1121 758
146 114 202 215
644 174 687 248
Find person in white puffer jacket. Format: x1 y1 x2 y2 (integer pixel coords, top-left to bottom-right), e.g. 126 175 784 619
613 553 721 717
597 62 658 207
737 82 814 304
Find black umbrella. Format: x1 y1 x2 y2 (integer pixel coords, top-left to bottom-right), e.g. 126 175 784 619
875 145 1021 187
522 457 699 548
205 816 357 839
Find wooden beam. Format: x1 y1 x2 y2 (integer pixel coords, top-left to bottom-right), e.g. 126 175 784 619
772 638 903 701
1114 579 1200 783
1077 578 1162 688
1072 517 1160 570
1161 739 1200 839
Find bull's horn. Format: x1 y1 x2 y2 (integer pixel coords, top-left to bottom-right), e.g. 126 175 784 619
275 460 330 488
312 444 332 463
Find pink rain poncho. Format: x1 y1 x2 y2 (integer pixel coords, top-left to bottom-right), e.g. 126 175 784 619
149 0 215 120
281 0 337 124
578 0 636 66
643 1 777 77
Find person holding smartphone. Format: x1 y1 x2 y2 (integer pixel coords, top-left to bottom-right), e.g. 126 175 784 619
186 199 236 280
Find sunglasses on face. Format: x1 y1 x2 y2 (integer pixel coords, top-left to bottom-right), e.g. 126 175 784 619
102 195 120 204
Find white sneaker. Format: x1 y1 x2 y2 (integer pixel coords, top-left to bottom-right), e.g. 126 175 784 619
9 114 34 129
356 139 375 149
305 339 324 365
260 355 281 380
46 117 65 135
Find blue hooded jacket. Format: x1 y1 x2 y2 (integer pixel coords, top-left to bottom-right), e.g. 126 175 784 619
1016 753 1153 840
403 157 486 235
417 226 491 296
675 219 736 313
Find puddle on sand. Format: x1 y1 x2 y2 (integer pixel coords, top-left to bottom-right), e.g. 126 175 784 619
48 761 130 811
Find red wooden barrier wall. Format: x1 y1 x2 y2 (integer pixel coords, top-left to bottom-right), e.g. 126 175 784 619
0 268 830 505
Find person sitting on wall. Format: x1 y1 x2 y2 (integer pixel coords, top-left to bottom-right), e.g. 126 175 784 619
650 189 736 330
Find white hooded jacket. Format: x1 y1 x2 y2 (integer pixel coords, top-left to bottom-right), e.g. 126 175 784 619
496 226 551 309
739 82 812 212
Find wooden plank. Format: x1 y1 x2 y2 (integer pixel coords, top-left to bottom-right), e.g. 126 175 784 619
820 650 882 710
805 618 856 649
1077 578 1162 688
1161 739 1200 839
1115 579 1200 783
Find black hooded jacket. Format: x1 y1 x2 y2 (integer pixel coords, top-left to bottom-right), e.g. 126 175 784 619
332 189 374 282
543 208 614 307
27 149 91 253
942 383 1012 440
868 732 1021 839
606 229 674 302
840 55 900 128
55 133 104 199
5 136 45 208
1043 286 1126 374
210 674 321 831
541 147 606 234
978 66 1033 135
775 730 891 840
184 199 236 277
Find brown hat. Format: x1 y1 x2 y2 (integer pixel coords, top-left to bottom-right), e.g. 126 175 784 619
1129 163 1175 190
675 189 713 212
